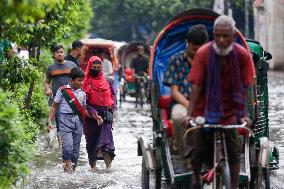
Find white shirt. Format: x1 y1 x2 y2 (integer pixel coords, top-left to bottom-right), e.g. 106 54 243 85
102 58 113 79
54 84 86 113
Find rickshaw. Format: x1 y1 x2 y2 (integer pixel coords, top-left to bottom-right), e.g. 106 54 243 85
118 41 151 107
137 9 279 189
80 38 120 76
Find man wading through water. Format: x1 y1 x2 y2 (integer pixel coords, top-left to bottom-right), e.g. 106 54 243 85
44 45 77 145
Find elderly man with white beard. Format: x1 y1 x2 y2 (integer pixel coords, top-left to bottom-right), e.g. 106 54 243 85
184 15 254 189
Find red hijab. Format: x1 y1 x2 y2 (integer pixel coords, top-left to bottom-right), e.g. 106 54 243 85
83 56 114 106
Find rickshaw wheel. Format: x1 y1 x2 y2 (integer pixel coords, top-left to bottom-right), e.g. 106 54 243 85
256 168 270 189
239 181 250 189
250 167 270 189
215 161 231 189
141 157 162 189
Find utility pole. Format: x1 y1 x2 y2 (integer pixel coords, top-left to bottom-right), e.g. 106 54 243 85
245 0 250 37
224 0 228 15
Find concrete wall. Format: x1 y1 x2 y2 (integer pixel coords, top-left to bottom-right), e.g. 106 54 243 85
254 0 284 70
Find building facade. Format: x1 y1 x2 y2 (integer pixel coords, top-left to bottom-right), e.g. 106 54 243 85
254 0 284 70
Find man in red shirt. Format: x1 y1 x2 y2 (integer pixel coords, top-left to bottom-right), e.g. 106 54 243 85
186 15 254 189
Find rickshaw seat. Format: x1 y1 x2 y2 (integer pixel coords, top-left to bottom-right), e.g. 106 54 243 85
237 128 250 136
158 96 173 137
125 68 135 82
160 109 174 137
158 95 172 111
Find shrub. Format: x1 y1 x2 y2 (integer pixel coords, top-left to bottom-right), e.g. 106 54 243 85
0 56 40 91
0 91 31 189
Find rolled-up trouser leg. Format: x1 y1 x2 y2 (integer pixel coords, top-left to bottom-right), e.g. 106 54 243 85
171 104 188 158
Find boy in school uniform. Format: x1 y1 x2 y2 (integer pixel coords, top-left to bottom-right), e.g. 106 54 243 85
46 67 103 173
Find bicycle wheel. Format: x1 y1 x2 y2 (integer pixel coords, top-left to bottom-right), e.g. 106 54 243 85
255 167 270 189
141 157 161 189
215 161 231 189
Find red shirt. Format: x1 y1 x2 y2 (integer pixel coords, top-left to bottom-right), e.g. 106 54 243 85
189 42 255 124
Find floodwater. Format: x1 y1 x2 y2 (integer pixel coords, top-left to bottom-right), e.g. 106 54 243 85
28 71 284 189
28 99 153 189
268 71 284 188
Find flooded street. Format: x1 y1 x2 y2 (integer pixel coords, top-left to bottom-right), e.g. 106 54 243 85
268 71 284 188
28 71 284 189
29 99 153 189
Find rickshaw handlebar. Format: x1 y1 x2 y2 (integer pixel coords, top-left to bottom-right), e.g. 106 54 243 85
184 119 253 138
186 120 254 136
189 119 248 129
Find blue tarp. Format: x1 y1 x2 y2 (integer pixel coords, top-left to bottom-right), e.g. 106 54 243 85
152 19 244 96
152 20 214 96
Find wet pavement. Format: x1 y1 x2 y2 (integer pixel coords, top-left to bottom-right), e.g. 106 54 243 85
268 71 284 188
28 71 284 189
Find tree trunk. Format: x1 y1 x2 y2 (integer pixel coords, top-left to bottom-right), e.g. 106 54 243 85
25 39 41 109
24 80 35 109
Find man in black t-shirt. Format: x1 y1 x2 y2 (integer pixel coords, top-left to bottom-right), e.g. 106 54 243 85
64 40 83 67
130 45 149 76
130 45 149 107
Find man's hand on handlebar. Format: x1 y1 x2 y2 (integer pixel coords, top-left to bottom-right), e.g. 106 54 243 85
239 117 253 128
183 115 193 128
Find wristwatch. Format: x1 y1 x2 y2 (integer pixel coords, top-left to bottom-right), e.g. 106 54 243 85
46 120 52 126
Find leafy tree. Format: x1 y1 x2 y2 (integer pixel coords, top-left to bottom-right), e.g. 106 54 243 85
90 0 253 42
0 0 61 24
90 0 212 42
0 57 40 91
0 1 93 187
1 0 93 108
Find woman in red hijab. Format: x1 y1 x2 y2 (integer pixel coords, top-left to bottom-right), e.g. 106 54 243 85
83 56 115 172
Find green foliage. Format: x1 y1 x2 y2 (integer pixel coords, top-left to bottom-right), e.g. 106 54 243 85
0 0 92 187
0 55 47 188
91 0 212 42
64 0 93 43
0 91 31 189
1 0 93 52
0 57 40 91
10 80 49 127
38 49 54 72
0 0 62 24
